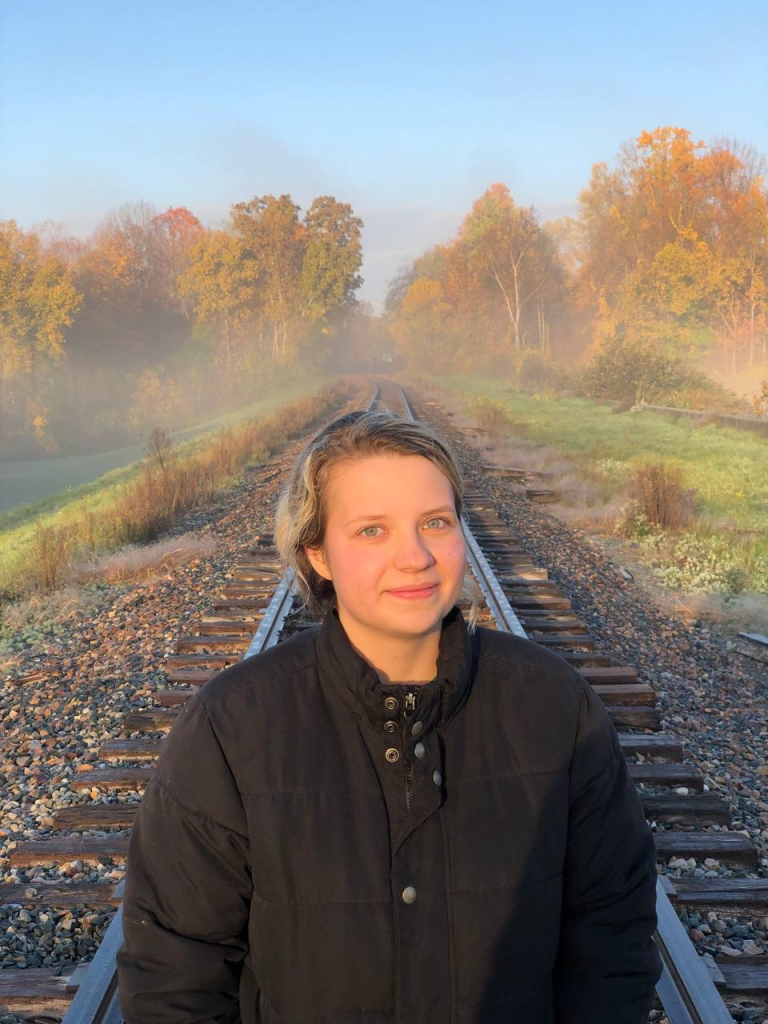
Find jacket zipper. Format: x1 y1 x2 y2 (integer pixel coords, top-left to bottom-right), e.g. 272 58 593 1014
403 690 417 812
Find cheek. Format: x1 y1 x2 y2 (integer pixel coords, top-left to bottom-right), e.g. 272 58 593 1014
333 546 387 594
441 538 468 576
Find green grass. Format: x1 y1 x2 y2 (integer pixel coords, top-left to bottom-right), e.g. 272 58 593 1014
428 375 768 592
0 377 331 534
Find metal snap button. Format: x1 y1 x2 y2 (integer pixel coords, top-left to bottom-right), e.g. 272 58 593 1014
385 747 400 763
410 720 423 737
413 742 425 759
401 886 417 904
384 720 397 733
384 696 398 711
433 769 442 787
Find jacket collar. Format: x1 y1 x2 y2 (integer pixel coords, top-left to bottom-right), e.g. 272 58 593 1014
315 602 480 728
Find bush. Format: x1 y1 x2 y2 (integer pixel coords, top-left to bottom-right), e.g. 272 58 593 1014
465 397 526 439
572 336 736 408
515 350 563 390
613 499 663 540
31 523 74 593
630 460 696 531
645 533 748 594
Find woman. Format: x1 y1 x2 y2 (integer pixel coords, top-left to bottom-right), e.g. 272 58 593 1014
117 409 662 1023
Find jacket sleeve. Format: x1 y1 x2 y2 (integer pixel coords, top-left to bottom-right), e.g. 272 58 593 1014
552 670 663 1023
116 693 252 1024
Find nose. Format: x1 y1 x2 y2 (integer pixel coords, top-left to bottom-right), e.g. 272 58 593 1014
392 527 436 572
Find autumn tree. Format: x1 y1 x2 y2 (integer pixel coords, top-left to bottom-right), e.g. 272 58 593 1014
70 200 174 364
302 196 363 321
386 186 568 370
455 183 566 353
389 277 457 371
0 220 81 420
152 206 204 318
572 127 768 369
178 229 256 373
230 194 306 362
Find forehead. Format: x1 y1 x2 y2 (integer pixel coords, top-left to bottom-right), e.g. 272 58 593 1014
324 454 454 516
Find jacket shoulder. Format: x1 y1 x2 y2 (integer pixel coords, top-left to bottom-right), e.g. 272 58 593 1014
474 624 588 707
196 623 321 712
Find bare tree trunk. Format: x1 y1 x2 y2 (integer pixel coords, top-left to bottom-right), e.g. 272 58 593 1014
491 265 516 349
537 303 550 355
511 257 522 352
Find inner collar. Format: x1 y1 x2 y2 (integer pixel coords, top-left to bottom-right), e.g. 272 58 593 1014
315 602 479 727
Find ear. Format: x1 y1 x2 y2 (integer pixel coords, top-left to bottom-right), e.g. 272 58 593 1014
304 544 332 582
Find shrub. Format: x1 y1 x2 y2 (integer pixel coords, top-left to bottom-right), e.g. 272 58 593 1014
630 460 696 531
572 336 738 409
646 533 748 594
613 499 663 540
752 380 768 419
465 397 525 439
30 523 74 593
515 350 563 390
146 427 175 474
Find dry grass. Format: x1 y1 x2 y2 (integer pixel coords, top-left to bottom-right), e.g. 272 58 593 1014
653 588 768 635
630 460 696 531
465 397 529 440
7 384 351 602
1 583 107 633
75 533 221 584
30 522 75 593
547 499 629 531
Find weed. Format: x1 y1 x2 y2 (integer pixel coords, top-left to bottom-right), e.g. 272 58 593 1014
629 460 696 531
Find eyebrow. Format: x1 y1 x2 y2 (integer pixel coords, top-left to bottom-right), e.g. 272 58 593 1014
344 505 456 527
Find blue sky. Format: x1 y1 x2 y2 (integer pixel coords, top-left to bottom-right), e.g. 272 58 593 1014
1 0 766 309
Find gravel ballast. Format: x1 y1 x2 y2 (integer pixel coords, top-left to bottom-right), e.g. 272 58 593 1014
1 383 766 1021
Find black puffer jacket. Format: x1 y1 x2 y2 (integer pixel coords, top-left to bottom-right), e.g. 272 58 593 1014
117 604 662 1023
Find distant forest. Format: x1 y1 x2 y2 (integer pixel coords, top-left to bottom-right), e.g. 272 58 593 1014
2 126 767 457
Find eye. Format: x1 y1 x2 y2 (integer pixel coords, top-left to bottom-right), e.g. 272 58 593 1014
425 517 450 529
359 525 383 538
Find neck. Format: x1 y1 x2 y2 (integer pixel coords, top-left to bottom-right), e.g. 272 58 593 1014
336 605 442 685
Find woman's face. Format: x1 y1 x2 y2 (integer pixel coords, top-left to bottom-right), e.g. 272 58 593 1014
305 454 467 641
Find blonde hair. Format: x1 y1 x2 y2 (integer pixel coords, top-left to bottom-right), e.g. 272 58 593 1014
274 409 482 630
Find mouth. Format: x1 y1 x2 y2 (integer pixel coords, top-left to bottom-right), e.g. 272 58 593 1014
386 583 439 600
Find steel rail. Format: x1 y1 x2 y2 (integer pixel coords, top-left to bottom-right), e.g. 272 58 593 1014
61 554 307 1022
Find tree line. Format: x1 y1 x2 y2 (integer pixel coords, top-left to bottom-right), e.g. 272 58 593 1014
385 127 768 380
0 194 364 456
3 125 767 456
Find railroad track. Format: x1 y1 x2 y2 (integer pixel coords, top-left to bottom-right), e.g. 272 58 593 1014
0 381 766 1022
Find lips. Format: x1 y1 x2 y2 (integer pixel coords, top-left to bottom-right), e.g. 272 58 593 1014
387 583 439 595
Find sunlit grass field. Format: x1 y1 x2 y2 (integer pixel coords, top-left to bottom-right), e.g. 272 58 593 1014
427 375 768 595
0 377 343 601
1 377 331 532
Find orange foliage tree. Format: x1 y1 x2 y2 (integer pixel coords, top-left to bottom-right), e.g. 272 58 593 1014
386 185 568 371
571 127 768 369
0 219 81 424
